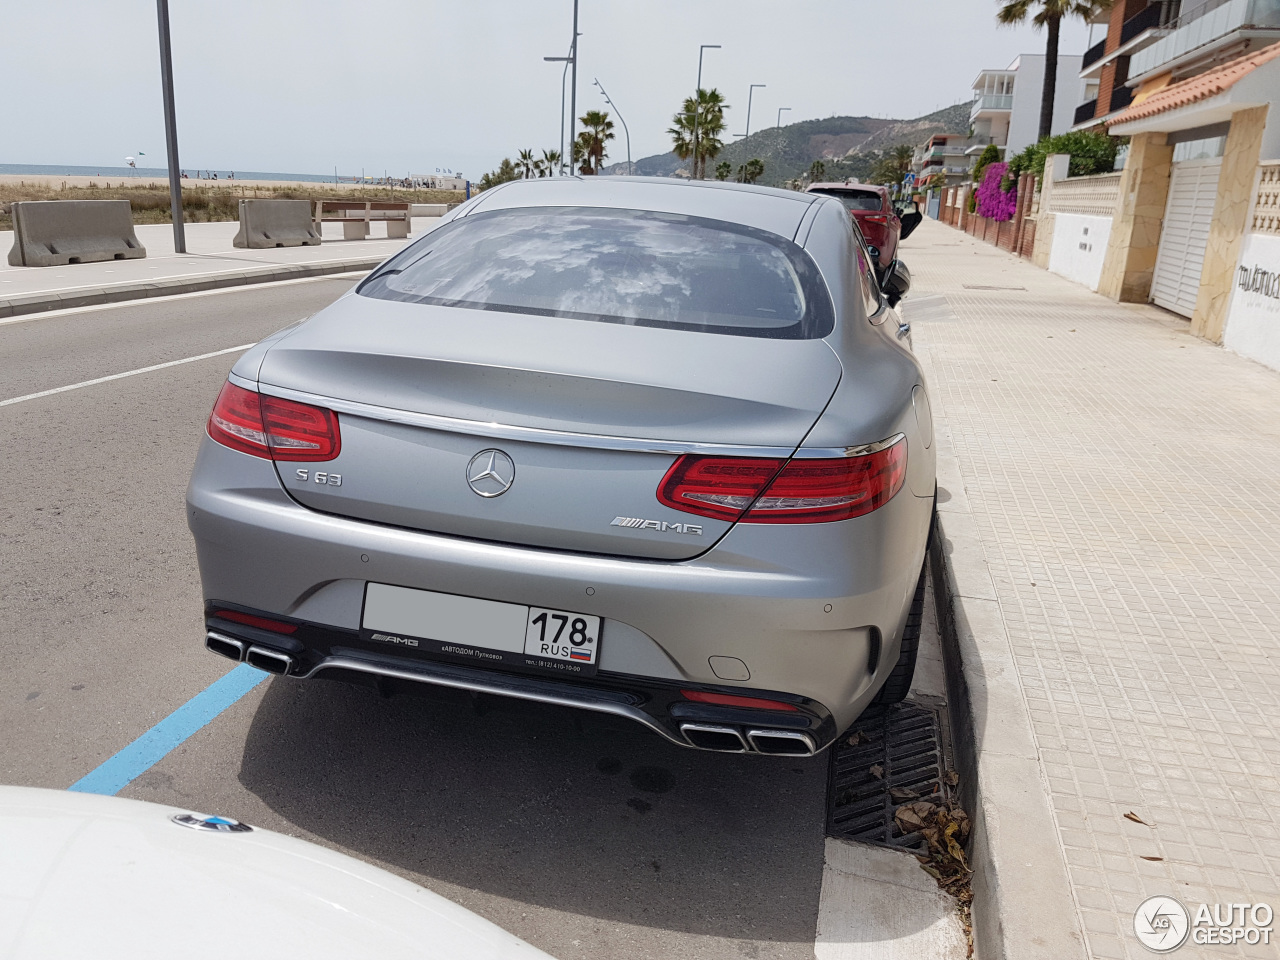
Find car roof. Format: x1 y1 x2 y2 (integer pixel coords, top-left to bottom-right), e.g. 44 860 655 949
464 175 820 242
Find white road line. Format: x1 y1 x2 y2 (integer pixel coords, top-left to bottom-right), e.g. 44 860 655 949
0 344 254 408
0 270 367 327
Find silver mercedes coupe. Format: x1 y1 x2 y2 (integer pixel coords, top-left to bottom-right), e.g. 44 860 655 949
186 176 935 757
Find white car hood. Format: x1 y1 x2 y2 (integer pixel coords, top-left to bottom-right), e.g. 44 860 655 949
0 786 553 960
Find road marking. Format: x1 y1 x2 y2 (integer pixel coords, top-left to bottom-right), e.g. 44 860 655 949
0 344 254 407
68 664 268 796
0 270 366 326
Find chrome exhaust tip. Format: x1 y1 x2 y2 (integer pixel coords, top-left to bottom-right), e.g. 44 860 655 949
245 645 294 676
747 729 816 757
679 723 749 753
206 632 246 662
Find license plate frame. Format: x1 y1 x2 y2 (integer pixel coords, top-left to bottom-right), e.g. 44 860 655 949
361 583 602 677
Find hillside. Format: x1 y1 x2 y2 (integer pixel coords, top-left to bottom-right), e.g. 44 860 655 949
604 103 972 187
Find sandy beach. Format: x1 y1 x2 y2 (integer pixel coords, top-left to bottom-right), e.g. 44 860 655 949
0 173 400 191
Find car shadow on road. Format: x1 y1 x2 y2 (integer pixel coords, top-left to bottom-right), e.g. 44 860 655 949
237 674 827 945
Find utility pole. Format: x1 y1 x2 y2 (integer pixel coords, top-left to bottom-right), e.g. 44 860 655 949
593 78 630 174
544 40 574 173
690 44 721 180
745 84 766 139
155 0 185 253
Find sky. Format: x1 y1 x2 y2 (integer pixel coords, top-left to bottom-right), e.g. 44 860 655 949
2 0 1095 179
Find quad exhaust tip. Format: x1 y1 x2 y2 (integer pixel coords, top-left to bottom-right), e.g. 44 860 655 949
679 723 816 756
206 631 294 676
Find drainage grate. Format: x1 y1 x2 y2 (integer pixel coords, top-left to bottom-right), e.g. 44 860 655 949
825 701 946 851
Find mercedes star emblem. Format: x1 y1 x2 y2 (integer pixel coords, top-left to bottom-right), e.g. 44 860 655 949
466 449 516 497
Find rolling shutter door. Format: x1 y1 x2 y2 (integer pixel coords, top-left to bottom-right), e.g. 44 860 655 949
1150 157 1222 317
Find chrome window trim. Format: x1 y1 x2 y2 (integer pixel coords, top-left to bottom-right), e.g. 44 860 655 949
229 373 800 458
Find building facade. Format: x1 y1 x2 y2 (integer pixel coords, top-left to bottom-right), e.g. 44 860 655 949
969 54 1088 171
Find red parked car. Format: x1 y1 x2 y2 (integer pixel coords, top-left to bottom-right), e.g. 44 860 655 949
805 181 920 274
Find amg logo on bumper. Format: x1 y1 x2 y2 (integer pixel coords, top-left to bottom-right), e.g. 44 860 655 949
371 632 419 647
611 517 703 536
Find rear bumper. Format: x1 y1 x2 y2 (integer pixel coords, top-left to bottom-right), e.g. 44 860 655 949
203 610 836 754
187 436 932 741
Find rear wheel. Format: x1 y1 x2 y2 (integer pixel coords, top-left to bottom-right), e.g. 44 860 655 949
871 562 927 706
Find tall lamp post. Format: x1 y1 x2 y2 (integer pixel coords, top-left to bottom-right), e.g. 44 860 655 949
743 83 766 139
690 43 720 180
155 0 185 253
544 49 572 173
547 0 580 175
777 106 792 129
592 78 630 174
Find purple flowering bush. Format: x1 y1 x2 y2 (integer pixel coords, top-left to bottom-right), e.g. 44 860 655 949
975 162 1018 222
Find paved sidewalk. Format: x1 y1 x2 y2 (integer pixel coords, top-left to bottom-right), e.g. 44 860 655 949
0 219 432 317
906 219 1280 959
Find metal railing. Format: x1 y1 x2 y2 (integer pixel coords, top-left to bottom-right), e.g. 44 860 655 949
1109 84 1136 113
1129 0 1280 77
1075 99 1100 125
1082 36 1108 69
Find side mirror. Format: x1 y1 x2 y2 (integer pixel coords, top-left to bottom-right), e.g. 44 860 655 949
881 259 911 307
899 210 923 241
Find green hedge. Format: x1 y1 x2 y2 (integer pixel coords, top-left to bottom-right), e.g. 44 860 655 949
1005 130 1123 187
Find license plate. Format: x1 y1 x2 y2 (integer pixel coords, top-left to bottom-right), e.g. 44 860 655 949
524 607 601 666
361 583 601 676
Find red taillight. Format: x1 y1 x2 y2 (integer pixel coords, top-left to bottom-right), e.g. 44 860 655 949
207 382 340 462
657 456 786 521
863 215 889 223
657 437 906 524
212 609 299 634
681 689 799 712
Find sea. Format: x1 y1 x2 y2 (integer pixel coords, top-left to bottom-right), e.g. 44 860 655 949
1 163 341 183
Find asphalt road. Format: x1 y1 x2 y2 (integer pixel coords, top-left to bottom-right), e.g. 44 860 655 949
0 280 834 960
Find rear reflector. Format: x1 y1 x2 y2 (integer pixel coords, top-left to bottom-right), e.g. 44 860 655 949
681 690 799 712
863 215 889 223
207 382 340 462
658 437 906 524
212 609 300 635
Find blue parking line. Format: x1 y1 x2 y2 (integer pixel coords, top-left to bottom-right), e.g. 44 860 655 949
67 664 268 796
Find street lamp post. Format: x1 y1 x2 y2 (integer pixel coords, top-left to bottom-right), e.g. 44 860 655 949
546 0 580 175
544 49 572 173
744 83 766 139
690 43 720 180
777 106 792 129
155 0 185 254
593 78 631 174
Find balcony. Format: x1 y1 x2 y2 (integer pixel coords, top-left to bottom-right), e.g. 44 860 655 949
1120 3 1167 45
1075 99 1100 125
1109 83 1135 112
1129 0 1280 79
1082 36 1108 69
970 94 1014 122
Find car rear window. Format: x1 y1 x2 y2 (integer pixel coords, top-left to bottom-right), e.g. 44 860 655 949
809 188 883 213
357 206 834 340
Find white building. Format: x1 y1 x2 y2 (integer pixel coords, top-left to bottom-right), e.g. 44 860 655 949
970 53 1089 166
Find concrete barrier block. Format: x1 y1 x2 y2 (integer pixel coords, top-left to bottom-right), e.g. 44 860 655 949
233 199 321 249
7 200 146 267
409 203 449 217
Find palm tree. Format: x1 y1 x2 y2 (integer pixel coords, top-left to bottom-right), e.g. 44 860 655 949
715 161 732 181
737 158 764 185
694 89 728 181
668 88 729 179
997 0 1112 140
576 110 615 175
516 148 537 179
540 149 562 177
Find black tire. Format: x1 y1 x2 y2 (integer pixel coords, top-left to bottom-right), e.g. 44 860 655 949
871 561 927 706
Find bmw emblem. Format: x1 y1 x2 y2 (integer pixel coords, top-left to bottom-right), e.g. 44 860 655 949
171 813 254 833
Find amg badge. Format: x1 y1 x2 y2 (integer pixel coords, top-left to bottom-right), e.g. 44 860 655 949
611 517 703 536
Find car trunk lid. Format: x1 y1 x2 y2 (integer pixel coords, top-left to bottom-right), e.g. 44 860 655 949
256 296 842 559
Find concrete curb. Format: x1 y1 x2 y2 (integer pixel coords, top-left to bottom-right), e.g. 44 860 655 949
0 256 385 319
919 340 1088 958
